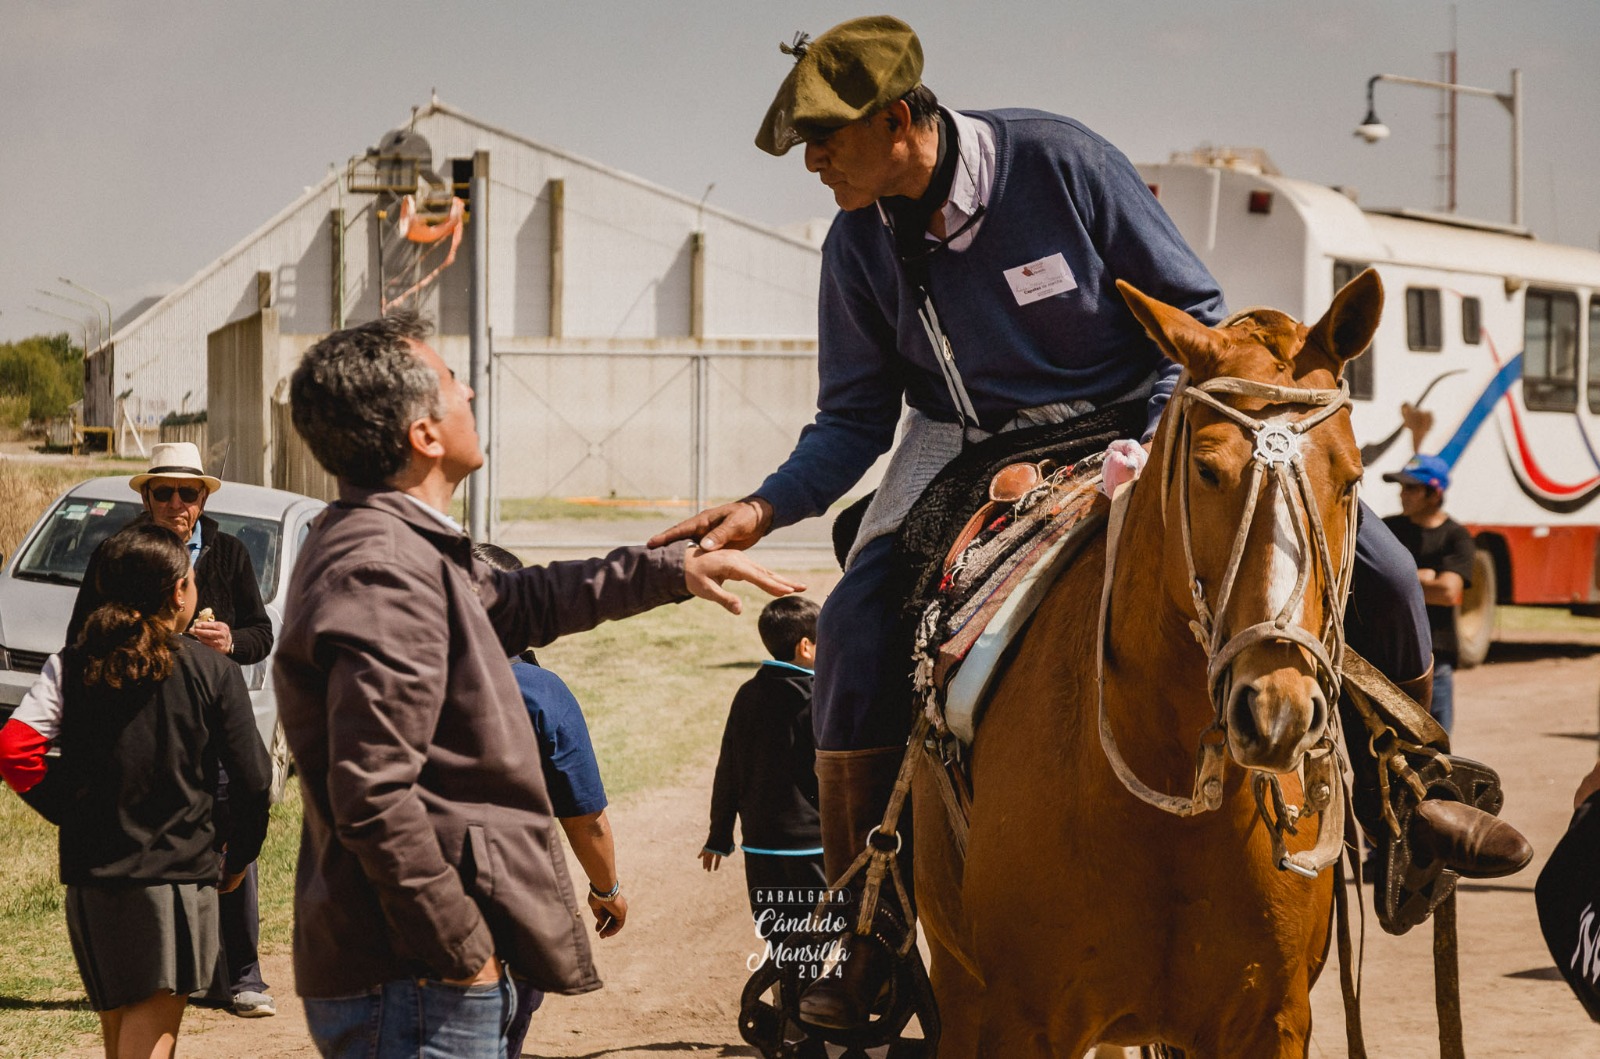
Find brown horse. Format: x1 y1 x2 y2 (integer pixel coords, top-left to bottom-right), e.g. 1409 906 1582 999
912 271 1384 1057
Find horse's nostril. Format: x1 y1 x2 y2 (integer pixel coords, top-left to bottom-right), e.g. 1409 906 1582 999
1230 685 1262 746
1309 689 1328 737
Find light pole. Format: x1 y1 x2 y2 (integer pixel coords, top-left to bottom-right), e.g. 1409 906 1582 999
58 277 114 351
27 304 92 357
1355 69 1523 228
37 288 104 349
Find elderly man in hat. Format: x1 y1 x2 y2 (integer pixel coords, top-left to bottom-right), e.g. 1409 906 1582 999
66 440 278 1019
651 15 1532 1028
69 441 272 663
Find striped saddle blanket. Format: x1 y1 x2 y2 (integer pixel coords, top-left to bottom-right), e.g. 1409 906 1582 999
911 458 1109 746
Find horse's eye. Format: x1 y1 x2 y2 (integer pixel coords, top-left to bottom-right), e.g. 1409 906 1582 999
1196 463 1221 487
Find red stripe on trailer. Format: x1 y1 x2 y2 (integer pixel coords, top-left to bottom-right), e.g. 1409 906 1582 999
1467 523 1600 604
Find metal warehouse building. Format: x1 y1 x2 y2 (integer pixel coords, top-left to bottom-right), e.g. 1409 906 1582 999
95 98 838 543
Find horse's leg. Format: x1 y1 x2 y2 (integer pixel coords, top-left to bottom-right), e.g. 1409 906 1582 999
911 763 984 1059
923 928 983 1059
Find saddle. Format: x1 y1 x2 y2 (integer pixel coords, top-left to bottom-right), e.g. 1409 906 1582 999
912 457 1107 743
881 399 1149 743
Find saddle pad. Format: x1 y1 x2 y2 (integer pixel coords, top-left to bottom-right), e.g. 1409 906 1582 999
945 505 1106 743
912 464 1107 746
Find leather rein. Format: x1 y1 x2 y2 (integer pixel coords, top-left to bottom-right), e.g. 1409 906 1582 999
1096 369 1357 877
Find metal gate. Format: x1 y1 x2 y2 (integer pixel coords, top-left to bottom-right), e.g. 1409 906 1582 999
488 341 856 549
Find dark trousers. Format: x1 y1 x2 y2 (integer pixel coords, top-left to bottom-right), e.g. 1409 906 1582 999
745 851 829 983
814 502 1433 753
209 783 266 1001
744 850 829 921
220 861 266 995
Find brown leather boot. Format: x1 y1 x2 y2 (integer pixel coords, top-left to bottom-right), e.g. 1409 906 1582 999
1409 799 1534 879
1397 666 1434 725
799 746 908 1032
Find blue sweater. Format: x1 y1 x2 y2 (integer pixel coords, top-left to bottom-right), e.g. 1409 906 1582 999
756 109 1226 528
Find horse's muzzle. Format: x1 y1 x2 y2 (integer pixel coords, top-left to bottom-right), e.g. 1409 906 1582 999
1225 670 1329 774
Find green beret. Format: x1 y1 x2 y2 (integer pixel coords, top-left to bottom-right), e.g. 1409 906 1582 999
756 15 924 157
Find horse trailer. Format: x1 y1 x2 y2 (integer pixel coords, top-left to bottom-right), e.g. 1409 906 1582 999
1140 153 1600 664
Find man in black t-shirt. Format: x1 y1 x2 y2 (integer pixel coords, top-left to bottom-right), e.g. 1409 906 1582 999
1382 454 1475 733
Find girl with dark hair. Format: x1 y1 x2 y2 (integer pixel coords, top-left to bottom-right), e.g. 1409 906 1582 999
0 523 271 1059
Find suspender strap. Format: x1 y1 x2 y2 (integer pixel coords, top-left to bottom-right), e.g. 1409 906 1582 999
915 287 981 435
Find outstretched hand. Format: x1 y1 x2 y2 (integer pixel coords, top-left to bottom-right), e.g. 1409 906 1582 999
649 497 773 552
684 546 805 615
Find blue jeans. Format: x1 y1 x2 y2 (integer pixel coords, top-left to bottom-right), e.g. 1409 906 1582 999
304 975 514 1059
1431 661 1454 735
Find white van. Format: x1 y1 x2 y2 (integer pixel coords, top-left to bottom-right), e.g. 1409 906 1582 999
1141 153 1600 663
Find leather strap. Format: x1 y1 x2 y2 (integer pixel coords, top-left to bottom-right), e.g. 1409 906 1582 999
1434 891 1465 1059
1343 651 1447 751
1334 850 1369 1059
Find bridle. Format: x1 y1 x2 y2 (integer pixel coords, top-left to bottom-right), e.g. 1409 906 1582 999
1168 374 1358 719
1096 361 1357 876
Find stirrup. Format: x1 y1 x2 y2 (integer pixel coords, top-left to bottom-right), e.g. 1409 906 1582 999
739 900 938 1059
1376 753 1505 935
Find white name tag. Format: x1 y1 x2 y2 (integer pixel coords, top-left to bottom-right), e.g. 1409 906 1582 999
1003 253 1077 306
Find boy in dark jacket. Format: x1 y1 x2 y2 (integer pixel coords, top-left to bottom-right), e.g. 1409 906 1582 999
700 597 826 926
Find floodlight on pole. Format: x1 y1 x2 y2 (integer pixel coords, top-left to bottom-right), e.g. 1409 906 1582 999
58 277 114 351
1356 69 1523 227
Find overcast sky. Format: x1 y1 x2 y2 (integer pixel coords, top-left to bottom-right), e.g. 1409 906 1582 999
3 0 1596 343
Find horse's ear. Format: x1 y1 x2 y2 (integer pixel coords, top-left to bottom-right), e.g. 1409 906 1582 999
1306 268 1384 366
1116 279 1224 376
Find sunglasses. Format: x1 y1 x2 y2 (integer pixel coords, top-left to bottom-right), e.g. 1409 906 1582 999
148 485 202 504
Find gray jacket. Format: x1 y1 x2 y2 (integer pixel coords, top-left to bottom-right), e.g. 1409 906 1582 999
275 485 688 997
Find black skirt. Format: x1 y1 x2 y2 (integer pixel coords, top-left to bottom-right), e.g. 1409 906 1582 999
65 882 219 1011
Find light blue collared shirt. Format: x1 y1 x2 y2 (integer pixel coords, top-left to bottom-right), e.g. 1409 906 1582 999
403 494 464 534
186 521 203 568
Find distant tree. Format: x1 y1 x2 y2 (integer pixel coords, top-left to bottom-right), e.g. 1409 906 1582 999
0 332 83 419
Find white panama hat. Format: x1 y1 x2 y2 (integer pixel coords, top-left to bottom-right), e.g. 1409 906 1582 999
128 441 223 494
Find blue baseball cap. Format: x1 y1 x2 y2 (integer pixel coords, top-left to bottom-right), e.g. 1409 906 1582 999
1383 454 1451 491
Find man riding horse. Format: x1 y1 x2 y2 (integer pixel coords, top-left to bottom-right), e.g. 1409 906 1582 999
650 14 1532 1029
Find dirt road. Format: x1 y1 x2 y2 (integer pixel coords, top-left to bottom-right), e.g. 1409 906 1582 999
78 637 1600 1058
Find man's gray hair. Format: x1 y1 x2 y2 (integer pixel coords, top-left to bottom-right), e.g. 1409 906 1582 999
289 310 442 487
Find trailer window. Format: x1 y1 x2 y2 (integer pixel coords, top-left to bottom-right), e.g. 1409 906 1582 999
1462 297 1482 345
1406 288 1443 352
1588 298 1600 415
1333 261 1374 400
1524 288 1579 412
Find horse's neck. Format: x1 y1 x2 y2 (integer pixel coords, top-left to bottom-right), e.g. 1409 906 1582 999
1102 455 1215 772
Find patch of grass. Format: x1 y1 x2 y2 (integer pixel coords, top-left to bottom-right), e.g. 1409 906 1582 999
0 461 136 561
1497 605 1600 635
256 787 303 954
536 585 782 797
0 791 101 1057
498 497 691 522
